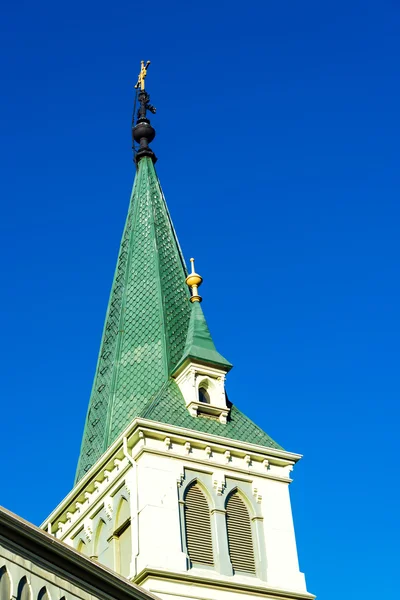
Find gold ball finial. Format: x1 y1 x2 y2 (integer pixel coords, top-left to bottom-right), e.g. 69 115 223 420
186 258 203 302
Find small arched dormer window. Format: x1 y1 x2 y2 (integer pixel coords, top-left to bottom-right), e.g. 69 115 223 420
0 566 11 600
226 491 256 574
17 577 31 600
198 387 210 404
184 483 214 566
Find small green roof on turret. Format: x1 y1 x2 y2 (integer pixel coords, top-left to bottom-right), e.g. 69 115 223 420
174 301 232 374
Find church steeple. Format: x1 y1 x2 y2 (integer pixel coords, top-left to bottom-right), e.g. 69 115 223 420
45 66 311 600
75 66 281 483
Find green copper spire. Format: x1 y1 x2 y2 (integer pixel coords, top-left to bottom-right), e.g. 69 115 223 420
75 156 191 481
75 78 283 483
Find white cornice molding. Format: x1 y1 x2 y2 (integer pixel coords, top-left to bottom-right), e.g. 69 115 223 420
42 417 301 530
134 568 315 600
132 447 293 485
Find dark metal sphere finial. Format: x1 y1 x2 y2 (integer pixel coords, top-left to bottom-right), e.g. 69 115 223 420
132 61 157 164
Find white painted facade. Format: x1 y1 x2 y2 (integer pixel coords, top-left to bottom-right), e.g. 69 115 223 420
43 419 313 600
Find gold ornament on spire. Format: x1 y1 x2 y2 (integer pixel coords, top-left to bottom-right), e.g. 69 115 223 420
135 60 151 90
186 258 203 303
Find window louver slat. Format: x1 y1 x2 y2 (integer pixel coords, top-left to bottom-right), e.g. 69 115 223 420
226 492 256 574
185 484 214 565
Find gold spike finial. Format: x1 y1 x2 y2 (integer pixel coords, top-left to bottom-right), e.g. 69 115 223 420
135 60 151 90
186 258 203 303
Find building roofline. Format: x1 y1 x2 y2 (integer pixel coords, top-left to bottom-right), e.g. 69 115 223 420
0 506 159 600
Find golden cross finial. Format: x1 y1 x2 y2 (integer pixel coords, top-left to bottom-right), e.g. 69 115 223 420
135 60 151 90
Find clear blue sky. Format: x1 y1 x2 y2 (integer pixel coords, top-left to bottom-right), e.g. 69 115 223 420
1 1 399 598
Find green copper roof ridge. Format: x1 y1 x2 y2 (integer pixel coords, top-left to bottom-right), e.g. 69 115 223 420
104 160 163 449
74 172 142 483
157 174 188 278
140 379 171 420
176 301 232 371
149 164 170 383
75 156 191 483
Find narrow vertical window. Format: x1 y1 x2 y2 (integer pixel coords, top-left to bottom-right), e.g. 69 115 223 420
115 497 132 578
17 577 31 600
0 567 11 600
94 519 109 566
226 491 256 574
184 483 214 566
198 387 210 404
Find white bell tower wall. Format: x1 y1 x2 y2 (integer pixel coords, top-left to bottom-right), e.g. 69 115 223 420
43 419 312 600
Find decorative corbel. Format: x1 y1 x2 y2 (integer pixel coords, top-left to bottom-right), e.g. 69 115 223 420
83 521 93 541
57 521 65 535
177 471 185 488
253 487 262 503
104 497 113 521
114 458 123 471
213 475 225 496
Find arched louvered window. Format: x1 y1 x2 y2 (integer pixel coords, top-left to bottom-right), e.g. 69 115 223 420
226 491 256 574
184 483 214 566
0 566 11 600
17 577 31 600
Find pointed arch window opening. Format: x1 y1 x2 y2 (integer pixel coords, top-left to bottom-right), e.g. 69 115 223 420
77 538 88 556
93 519 109 565
17 577 31 600
0 566 12 600
114 497 132 578
37 587 50 600
225 490 256 575
198 387 210 404
184 482 214 567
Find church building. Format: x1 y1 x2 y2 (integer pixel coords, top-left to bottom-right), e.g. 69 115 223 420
0 63 314 600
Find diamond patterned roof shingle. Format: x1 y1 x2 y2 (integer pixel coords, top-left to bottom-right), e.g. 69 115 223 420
75 156 282 482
